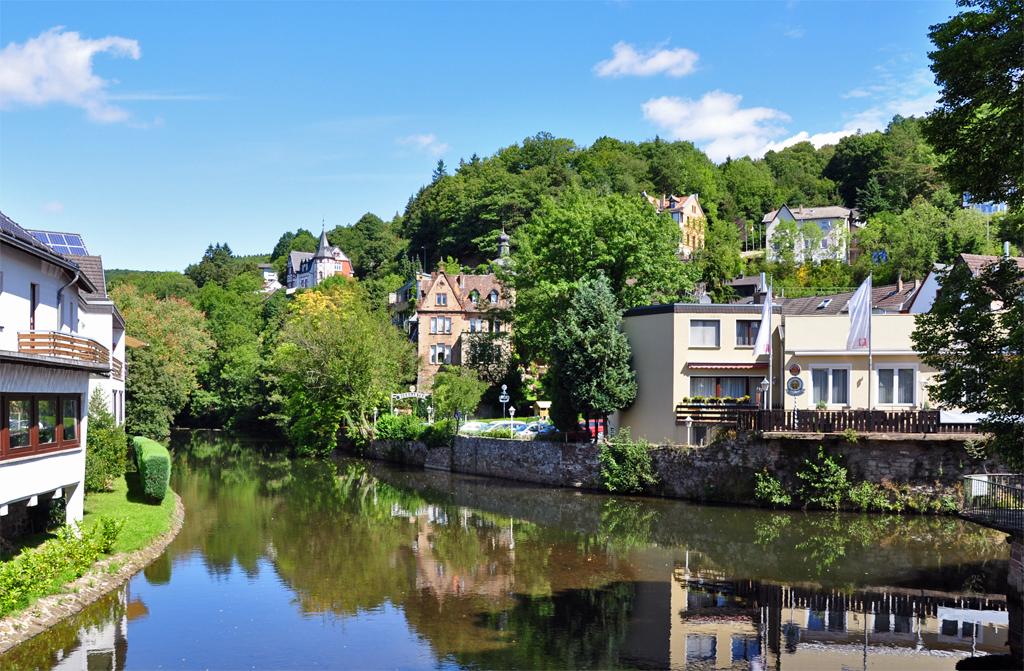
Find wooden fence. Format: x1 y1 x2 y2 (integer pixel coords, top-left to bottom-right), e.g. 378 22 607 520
675 402 757 425
18 330 110 364
737 409 980 434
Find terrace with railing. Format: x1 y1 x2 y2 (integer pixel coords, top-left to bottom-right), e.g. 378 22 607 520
17 330 110 365
734 409 981 435
961 474 1024 535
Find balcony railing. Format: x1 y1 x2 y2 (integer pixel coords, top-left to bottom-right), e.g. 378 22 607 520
112 357 124 380
737 409 980 434
676 401 757 425
961 474 1024 534
18 330 110 365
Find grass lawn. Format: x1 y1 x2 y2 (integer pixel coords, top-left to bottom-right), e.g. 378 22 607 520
83 472 177 555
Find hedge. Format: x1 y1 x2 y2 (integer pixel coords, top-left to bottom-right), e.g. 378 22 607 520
133 436 171 501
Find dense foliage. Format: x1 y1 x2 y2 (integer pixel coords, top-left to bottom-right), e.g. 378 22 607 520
597 428 659 494
133 437 172 501
84 389 127 492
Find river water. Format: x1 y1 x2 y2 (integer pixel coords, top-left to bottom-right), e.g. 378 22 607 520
2 431 1015 670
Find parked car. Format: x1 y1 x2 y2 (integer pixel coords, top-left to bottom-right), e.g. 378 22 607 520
519 421 555 437
484 421 528 434
459 420 491 433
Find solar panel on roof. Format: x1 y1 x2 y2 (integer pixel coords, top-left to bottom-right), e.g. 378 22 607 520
68 246 87 255
52 245 71 255
30 231 48 244
64 234 84 247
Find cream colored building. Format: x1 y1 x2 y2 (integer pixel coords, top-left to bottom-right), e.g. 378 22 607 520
613 304 782 445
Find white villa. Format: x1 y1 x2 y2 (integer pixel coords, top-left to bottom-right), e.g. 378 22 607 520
286 230 354 291
763 204 856 263
1 212 129 544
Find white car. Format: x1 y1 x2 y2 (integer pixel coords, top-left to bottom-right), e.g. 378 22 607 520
485 421 528 434
459 420 491 433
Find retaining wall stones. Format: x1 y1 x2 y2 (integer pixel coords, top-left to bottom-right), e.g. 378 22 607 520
352 431 1002 506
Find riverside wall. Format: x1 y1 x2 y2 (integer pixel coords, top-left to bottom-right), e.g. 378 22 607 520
352 431 1002 505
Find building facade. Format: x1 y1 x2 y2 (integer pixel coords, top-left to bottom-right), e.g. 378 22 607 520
286 230 354 291
763 204 856 263
645 192 706 258
1 212 122 541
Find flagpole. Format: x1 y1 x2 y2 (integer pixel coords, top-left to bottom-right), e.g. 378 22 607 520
867 273 873 413
768 278 773 412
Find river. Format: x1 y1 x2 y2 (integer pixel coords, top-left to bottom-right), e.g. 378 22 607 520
2 431 1015 670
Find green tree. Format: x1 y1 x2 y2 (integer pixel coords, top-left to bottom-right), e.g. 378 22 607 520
548 274 637 438
111 284 214 438
764 142 840 208
912 258 1023 469
432 367 488 423
695 216 743 299
108 271 199 301
184 243 257 289
718 156 776 228
824 131 888 208
923 0 1022 209
853 200 947 283
510 186 691 362
84 389 127 492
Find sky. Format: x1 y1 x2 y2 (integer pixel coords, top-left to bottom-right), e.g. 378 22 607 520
0 1 958 272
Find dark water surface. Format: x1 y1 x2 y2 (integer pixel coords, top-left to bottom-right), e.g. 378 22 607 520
2 431 1014 670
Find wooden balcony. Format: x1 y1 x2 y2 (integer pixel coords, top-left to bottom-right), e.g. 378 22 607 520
676 402 757 425
112 357 124 380
18 331 110 365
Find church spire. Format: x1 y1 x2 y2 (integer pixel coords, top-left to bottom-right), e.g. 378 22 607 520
313 227 332 259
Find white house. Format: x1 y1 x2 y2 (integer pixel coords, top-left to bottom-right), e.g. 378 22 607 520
1 213 124 544
257 263 283 294
285 230 354 291
763 204 856 263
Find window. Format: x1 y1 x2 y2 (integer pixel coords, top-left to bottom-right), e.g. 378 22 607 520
878 367 915 404
489 290 499 304
690 320 720 347
30 283 39 330
2 394 81 458
810 367 849 406
430 345 437 363
436 293 447 306
820 239 829 249
430 317 437 334
672 212 680 222
735 320 760 347
470 290 479 303
444 317 451 334
721 378 747 398
690 377 716 397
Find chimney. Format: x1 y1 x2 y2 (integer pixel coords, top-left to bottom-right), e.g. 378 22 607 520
897 274 903 293
799 204 803 214
914 278 920 291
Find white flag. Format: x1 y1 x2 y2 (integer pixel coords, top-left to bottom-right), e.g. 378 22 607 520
752 284 772 357
847 275 872 350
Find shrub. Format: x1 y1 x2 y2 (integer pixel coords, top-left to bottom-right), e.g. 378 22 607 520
0 517 124 617
841 428 859 444
847 481 890 512
598 428 659 494
84 389 128 492
133 437 171 501
421 419 454 448
796 447 850 511
374 413 424 442
754 469 792 507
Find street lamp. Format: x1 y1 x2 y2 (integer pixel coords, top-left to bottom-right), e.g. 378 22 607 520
427 405 434 425
683 416 693 446
509 406 516 439
760 377 770 410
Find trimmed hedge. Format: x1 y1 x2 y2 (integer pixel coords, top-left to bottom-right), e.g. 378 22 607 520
133 436 171 501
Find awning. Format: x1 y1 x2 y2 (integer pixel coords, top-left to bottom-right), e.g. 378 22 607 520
687 362 768 370
125 336 149 348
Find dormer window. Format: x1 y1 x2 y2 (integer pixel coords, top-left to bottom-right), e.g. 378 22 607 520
489 290 499 304
469 290 480 304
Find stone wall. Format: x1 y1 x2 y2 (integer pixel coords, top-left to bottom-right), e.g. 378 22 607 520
350 431 1001 507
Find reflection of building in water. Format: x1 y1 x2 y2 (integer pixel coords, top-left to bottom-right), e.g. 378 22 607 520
664 562 1011 669
51 589 129 671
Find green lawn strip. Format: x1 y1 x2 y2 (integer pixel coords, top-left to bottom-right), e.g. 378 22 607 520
0 475 175 619
82 473 176 555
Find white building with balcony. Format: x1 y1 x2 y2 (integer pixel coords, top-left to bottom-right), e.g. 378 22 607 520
0 212 126 543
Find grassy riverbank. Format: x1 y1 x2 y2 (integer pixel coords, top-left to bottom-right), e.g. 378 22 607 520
0 476 177 618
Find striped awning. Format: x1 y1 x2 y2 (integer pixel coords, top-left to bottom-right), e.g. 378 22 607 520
687 362 768 369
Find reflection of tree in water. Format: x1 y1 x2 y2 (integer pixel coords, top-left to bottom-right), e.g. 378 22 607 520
599 498 659 549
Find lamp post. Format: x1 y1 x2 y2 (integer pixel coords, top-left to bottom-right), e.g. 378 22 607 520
373 407 378 434
760 377 770 411
684 416 693 446
509 406 516 439
427 405 434 425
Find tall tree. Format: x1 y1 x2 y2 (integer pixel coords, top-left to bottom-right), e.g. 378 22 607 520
923 0 1022 209
912 258 1023 469
549 274 637 439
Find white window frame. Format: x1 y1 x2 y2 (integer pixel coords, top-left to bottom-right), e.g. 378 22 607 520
874 364 918 406
809 364 852 408
430 345 437 364
689 319 721 349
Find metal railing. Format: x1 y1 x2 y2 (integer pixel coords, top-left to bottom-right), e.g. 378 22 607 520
961 474 1024 534
738 409 980 434
18 330 110 364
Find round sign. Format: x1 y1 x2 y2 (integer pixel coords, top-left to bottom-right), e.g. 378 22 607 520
501 384 508 391
789 364 801 376
787 377 804 393
409 385 416 392
498 393 510 403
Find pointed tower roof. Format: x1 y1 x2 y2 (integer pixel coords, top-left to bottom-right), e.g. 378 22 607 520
313 229 332 259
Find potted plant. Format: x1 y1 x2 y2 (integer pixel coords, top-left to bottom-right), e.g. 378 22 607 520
816 400 827 410
691 396 704 404
680 397 690 404
740 395 751 405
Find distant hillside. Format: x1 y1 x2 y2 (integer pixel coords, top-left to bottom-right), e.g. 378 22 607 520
105 269 156 283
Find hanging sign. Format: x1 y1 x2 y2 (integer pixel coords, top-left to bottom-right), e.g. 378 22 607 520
786 377 805 396
392 392 431 401
789 363 801 376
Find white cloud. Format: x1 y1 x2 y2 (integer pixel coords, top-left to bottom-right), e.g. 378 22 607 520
642 91 790 161
395 133 449 156
0 27 140 123
761 129 857 154
785 28 804 38
594 41 698 78
40 201 65 214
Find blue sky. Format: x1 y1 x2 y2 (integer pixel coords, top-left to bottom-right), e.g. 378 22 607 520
1 1 957 271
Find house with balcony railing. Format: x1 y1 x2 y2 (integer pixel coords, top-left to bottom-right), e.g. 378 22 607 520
0 211 129 544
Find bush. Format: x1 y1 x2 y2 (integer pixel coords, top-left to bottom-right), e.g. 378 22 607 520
796 447 850 511
85 389 128 492
374 413 424 442
598 428 659 494
421 419 455 449
133 437 171 501
847 481 890 512
754 469 792 507
0 517 124 616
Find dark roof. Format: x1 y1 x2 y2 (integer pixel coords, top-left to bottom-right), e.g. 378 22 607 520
761 281 922 316
419 270 508 313
959 253 1024 274
0 211 96 293
625 303 781 317
726 275 763 287
65 254 108 298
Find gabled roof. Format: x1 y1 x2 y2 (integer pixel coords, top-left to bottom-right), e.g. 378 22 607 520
288 250 313 269
762 204 853 224
738 281 923 315
65 254 108 299
0 212 96 293
958 253 1024 275
416 269 508 314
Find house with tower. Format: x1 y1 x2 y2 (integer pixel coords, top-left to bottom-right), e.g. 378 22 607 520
286 229 354 291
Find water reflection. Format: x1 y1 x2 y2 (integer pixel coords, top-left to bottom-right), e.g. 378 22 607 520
2 431 1015 670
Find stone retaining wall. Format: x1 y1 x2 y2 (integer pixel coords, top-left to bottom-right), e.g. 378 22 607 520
355 430 1002 506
